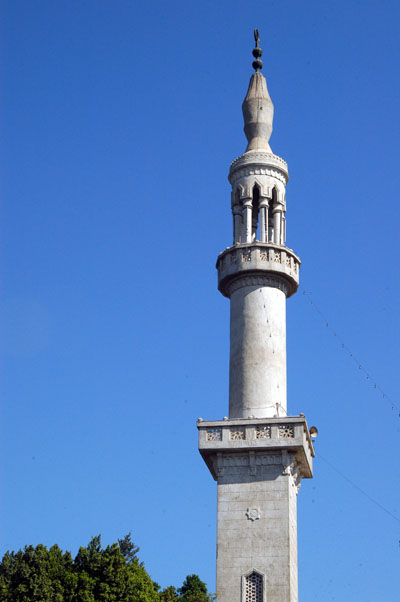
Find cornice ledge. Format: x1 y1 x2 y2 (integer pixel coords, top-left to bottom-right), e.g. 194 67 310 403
225 274 290 297
229 150 288 174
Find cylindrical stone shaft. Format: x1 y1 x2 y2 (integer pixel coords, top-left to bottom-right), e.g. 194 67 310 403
229 283 287 418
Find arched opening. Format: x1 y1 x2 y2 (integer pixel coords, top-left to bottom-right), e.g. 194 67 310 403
252 185 260 241
243 570 264 602
233 189 243 244
269 187 277 243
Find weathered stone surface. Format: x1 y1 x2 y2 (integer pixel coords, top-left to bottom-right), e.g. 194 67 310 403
198 417 314 481
229 284 286 418
215 451 299 602
198 37 314 602
242 72 274 152
198 419 314 601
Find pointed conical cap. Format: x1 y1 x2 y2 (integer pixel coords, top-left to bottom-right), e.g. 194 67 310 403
242 31 274 152
242 71 274 152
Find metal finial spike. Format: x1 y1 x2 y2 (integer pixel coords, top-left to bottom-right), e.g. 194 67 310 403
252 28 263 71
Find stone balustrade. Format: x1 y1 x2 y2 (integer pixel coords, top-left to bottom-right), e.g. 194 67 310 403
197 416 314 480
217 243 300 298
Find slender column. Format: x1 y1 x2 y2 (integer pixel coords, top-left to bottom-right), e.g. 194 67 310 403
242 198 252 243
233 204 242 244
259 198 268 242
273 208 282 245
282 214 286 245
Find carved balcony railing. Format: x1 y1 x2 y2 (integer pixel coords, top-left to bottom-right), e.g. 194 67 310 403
216 243 300 298
197 416 314 480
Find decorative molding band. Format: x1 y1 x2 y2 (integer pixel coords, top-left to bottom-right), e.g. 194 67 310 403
213 451 285 477
229 166 288 186
213 449 302 490
226 275 290 297
217 244 300 299
230 151 288 169
198 417 314 481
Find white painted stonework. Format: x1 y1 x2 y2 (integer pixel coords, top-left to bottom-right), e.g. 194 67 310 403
198 417 313 602
229 283 287 418
198 37 314 602
216 462 299 602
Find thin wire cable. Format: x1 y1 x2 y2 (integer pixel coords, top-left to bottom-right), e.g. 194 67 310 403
316 452 400 525
259 283 399 526
301 288 399 414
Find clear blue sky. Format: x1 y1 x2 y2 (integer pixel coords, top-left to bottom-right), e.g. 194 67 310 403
1 1 400 600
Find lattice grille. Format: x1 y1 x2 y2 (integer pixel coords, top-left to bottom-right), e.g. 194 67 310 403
244 572 263 602
230 428 245 440
255 426 271 439
206 428 222 441
278 425 294 438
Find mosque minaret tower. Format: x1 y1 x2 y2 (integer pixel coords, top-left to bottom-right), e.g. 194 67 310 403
197 31 315 602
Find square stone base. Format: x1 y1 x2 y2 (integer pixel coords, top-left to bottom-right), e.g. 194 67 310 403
216 451 299 602
197 417 314 602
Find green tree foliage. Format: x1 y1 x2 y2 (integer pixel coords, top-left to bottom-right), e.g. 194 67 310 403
0 544 74 602
0 535 212 602
159 585 179 602
117 534 140 565
178 575 213 602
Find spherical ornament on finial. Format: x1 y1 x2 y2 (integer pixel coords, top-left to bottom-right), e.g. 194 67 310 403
252 28 263 71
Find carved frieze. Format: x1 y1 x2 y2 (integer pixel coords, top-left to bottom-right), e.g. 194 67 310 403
230 166 287 187
227 275 290 297
242 249 252 262
217 243 300 299
198 417 315 481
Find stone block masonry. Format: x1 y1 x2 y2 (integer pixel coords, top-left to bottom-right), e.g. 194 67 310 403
198 30 314 602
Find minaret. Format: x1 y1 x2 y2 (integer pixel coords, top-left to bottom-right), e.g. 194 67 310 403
198 31 314 602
